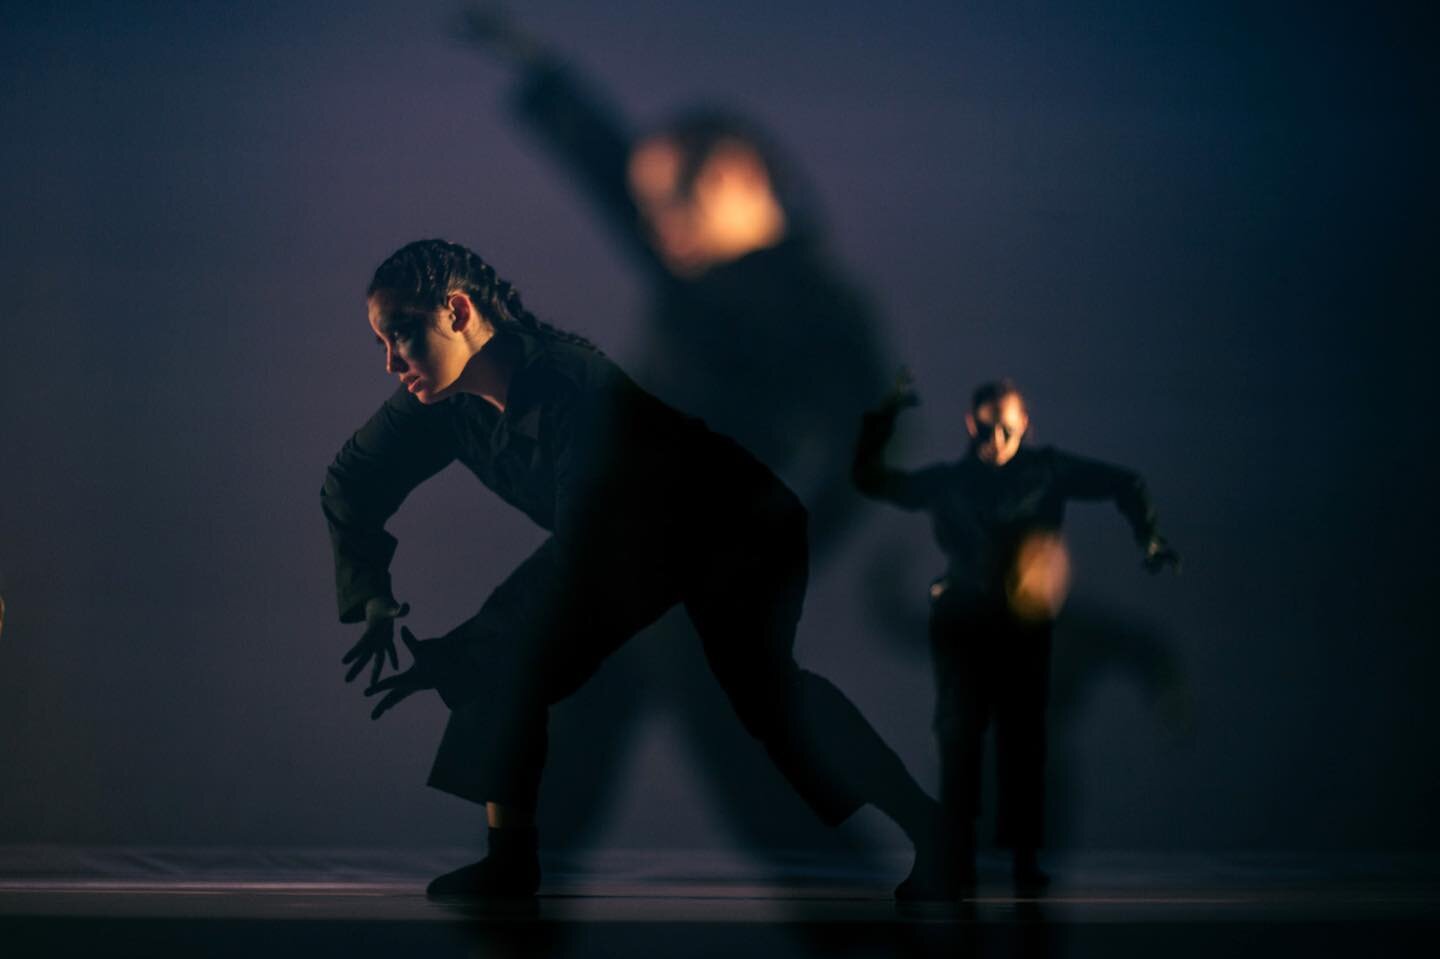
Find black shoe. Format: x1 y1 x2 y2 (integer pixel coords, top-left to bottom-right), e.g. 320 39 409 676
894 824 976 902
427 827 541 900
1012 849 1050 897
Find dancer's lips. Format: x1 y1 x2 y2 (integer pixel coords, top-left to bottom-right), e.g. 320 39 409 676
403 376 422 393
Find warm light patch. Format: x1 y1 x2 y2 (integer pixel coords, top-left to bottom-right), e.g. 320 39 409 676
692 141 787 261
628 136 787 276
1007 532 1071 622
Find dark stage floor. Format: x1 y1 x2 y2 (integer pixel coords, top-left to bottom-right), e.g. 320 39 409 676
3 849 1438 957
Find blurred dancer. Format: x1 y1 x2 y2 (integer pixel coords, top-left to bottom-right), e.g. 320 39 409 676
323 240 940 899
459 6 887 559
450 6 899 869
853 372 1179 894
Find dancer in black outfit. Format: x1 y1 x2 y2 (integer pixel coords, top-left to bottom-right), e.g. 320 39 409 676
322 240 939 899
853 372 1180 894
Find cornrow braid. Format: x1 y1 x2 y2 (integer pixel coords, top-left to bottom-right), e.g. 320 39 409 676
367 239 602 354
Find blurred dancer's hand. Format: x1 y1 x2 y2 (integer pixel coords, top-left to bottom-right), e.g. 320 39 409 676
452 4 545 65
343 597 410 686
365 628 439 720
1143 536 1182 574
883 366 920 411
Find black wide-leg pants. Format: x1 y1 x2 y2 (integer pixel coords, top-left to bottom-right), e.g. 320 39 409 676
930 599 1053 850
428 499 908 828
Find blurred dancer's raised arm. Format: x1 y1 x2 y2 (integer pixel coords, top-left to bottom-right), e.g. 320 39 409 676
456 5 662 273
852 368 937 511
1050 449 1180 572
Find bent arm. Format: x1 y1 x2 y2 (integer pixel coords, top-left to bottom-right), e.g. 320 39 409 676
1050 449 1160 547
851 403 934 510
320 389 456 623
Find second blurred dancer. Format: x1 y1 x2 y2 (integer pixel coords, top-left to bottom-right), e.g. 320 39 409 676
854 372 1180 894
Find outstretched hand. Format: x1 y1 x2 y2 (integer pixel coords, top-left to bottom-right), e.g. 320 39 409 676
365 627 439 720
343 598 410 686
452 3 545 64
1143 536 1182 575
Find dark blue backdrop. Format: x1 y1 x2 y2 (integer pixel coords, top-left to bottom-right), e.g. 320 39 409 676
0 0 1434 856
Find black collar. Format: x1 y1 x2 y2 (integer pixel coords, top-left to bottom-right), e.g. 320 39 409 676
494 328 552 442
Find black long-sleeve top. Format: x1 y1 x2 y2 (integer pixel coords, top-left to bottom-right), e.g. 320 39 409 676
852 404 1159 604
321 329 783 629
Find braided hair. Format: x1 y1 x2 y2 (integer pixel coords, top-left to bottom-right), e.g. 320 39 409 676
367 239 600 353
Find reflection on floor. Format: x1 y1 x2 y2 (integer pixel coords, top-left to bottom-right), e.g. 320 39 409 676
2 849 1438 956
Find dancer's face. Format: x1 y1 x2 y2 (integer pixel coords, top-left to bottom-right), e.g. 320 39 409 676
367 294 473 404
966 393 1028 466
627 135 786 276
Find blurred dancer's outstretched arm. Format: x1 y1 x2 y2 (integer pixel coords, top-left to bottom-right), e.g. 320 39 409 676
1051 451 1182 573
455 5 662 272
852 367 939 511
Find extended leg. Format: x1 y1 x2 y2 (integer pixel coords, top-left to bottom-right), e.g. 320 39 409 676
684 505 941 895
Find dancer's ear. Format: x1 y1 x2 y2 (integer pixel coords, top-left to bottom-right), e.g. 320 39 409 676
445 292 487 335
